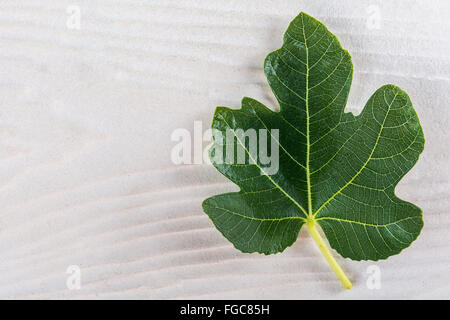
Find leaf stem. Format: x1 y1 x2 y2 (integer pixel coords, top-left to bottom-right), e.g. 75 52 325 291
306 218 353 289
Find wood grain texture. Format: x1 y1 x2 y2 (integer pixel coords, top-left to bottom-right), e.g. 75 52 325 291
0 0 449 299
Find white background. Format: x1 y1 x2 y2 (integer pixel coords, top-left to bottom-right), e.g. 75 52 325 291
0 0 449 299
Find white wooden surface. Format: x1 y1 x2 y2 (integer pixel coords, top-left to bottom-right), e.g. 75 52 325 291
0 0 449 299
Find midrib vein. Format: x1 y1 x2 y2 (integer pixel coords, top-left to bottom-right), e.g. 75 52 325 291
302 16 313 218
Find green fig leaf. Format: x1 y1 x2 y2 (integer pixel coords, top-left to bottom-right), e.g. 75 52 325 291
202 12 424 287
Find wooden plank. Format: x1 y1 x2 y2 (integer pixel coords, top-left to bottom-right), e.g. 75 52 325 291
0 0 448 299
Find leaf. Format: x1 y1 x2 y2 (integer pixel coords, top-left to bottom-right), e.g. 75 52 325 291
202 12 424 287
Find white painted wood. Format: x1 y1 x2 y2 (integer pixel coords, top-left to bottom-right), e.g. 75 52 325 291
0 0 449 299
